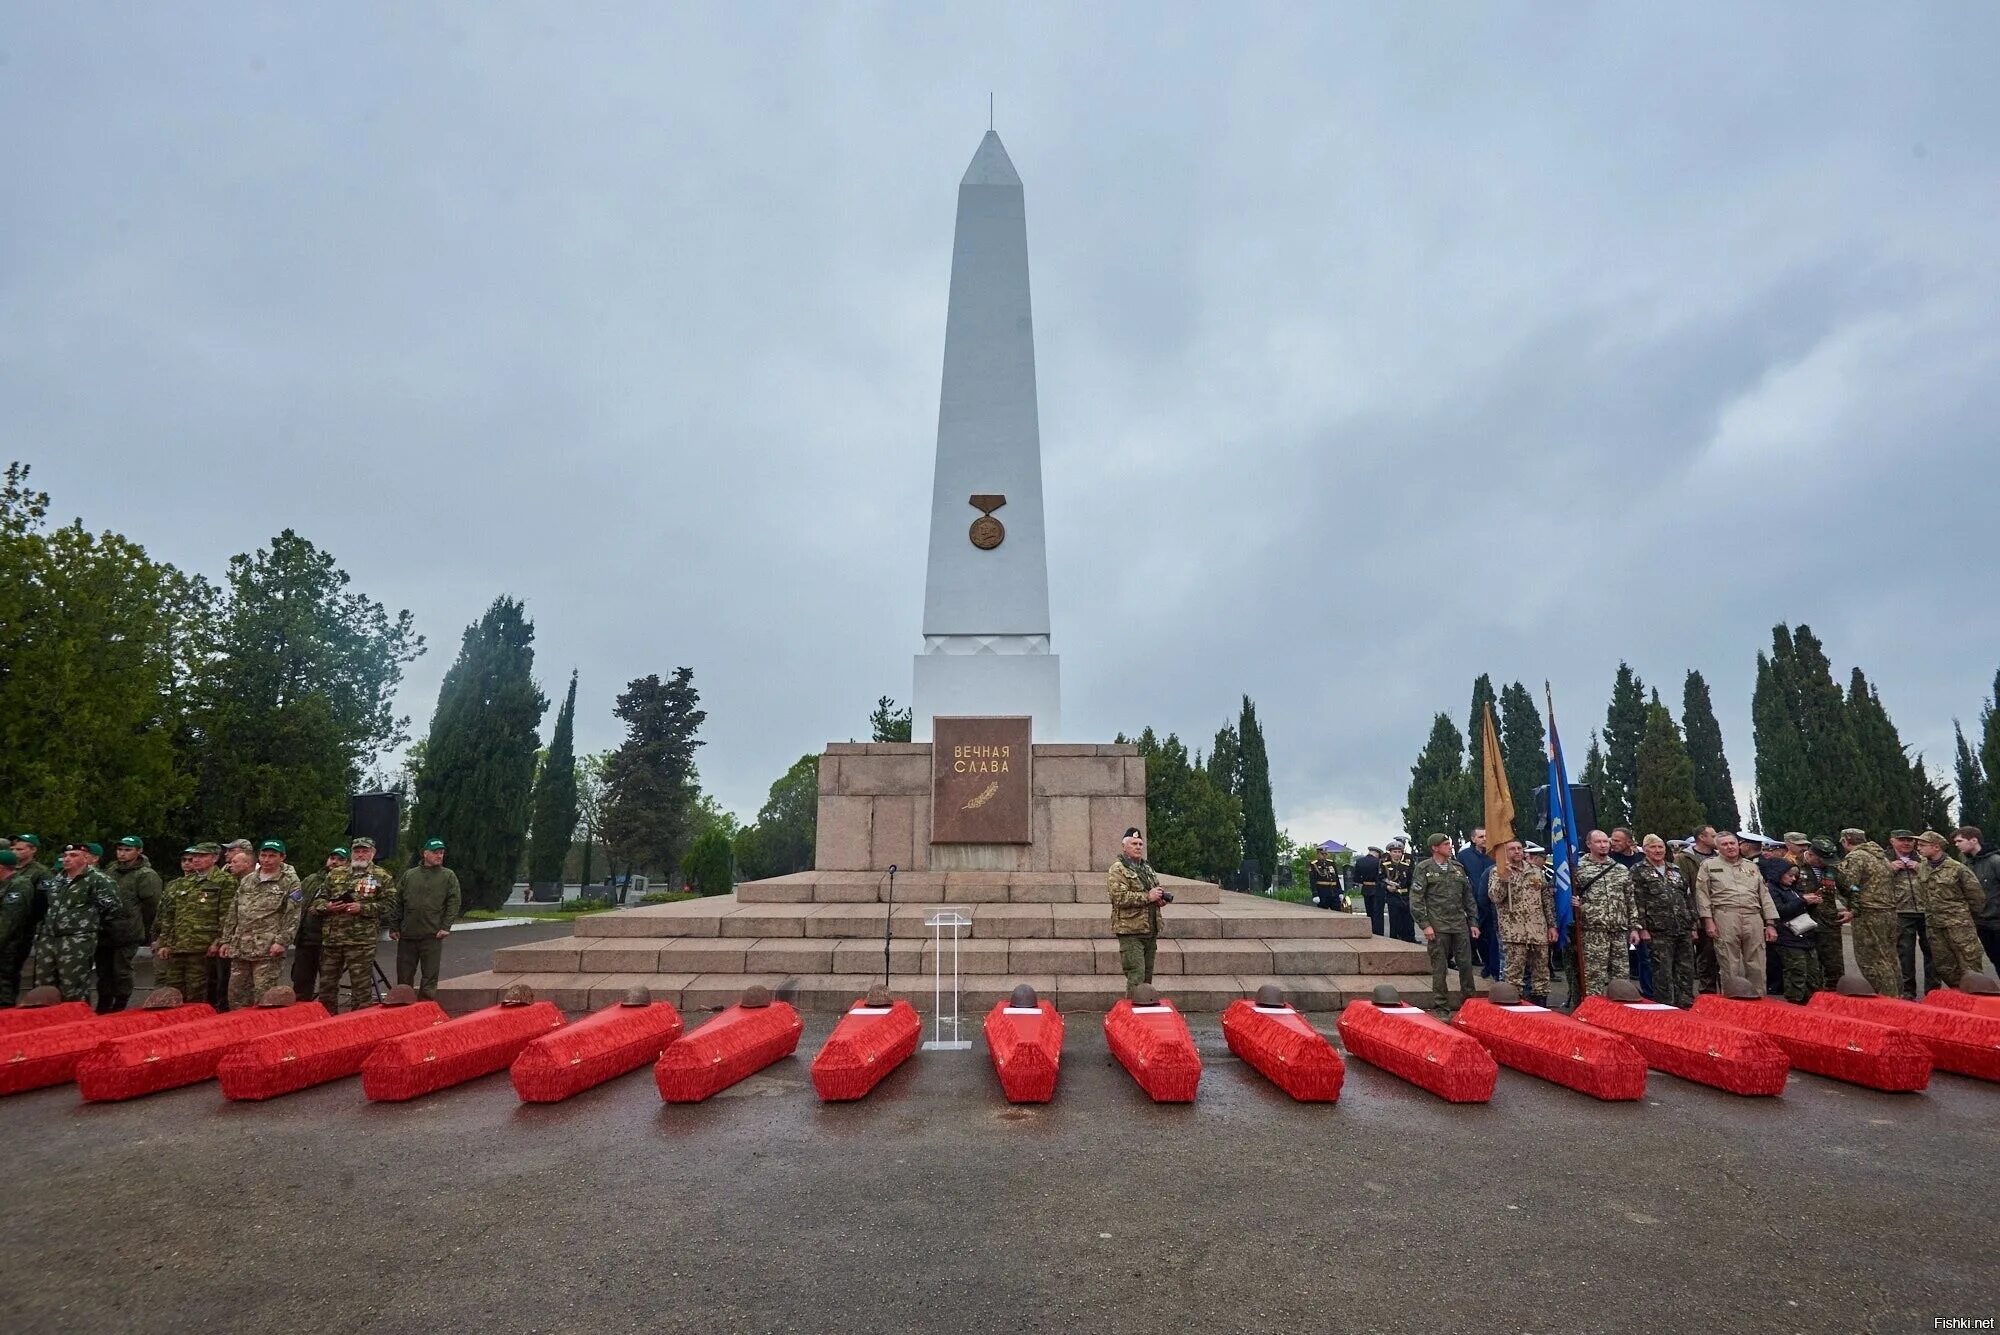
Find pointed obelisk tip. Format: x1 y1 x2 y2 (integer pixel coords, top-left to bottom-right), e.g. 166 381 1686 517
961 129 1021 188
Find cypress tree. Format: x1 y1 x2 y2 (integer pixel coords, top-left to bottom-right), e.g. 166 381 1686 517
1633 699 1705 839
1751 649 1810 835
602 667 707 879
412 597 546 911
1913 755 1952 834
1237 696 1279 890
1580 731 1609 829
1788 626 1862 834
1844 668 1910 835
1466 674 1498 819
1979 669 2000 837
526 669 580 889
1953 721 1988 831
1207 722 1241 795
1680 670 1740 832
1600 663 1647 829
1498 682 1547 839
1404 713 1472 844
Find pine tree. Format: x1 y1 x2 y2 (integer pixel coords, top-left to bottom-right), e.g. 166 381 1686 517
1979 669 2000 837
1953 721 1988 831
1404 713 1472 845
1466 674 1498 819
1633 700 1705 839
1207 722 1241 795
526 670 580 889
1236 696 1279 890
868 696 913 743
1600 663 1647 829
1788 626 1863 834
1844 668 1910 835
1580 731 1609 831
1751 648 1811 836
1498 682 1547 842
412 597 546 911
1680 670 1740 832
603 668 708 879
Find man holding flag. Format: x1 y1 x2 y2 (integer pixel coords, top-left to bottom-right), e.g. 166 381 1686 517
1544 686 1583 1005
1480 700 1558 1002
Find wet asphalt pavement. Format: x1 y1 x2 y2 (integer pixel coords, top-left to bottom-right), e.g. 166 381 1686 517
2 993 1995 1335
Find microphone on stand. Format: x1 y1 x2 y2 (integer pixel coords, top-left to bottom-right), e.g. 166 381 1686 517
884 865 898 987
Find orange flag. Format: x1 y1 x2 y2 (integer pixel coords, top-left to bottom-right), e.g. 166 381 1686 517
1482 701 1515 850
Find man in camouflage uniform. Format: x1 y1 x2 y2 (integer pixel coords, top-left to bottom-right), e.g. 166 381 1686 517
293 847 345 1003
1675 825 1722 993
1884 829 1938 998
153 843 237 1003
97 835 162 1013
391 837 460 1001
1914 830 1986 985
1839 828 1901 997
1 837 53 1005
0 850 40 1006
1571 830 1638 999
314 841 394 1013
1411 833 1478 1013
1632 834 1699 1007
32 843 138 1003
1107 827 1165 998
218 840 303 1008
1799 838 1848 990
1489 838 1557 1004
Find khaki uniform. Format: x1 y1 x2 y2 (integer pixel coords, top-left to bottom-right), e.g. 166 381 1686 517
219 868 304 1008
1411 856 1477 1011
1839 841 1901 996
1915 854 1986 986
313 864 396 1013
1573 856 1635 998
1490 866 1556 998
1694 856 1776 991
1107 857 1161 996
153 868 237 1003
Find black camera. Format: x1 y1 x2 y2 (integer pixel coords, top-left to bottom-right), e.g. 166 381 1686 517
1158 888 1175 904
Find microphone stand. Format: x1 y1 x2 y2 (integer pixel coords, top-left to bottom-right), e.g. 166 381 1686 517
883 864 897 988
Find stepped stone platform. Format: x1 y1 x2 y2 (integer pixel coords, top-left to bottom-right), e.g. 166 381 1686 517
436 880 1443 1016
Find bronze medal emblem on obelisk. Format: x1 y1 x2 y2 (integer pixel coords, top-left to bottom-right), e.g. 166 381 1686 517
968 494 1006 550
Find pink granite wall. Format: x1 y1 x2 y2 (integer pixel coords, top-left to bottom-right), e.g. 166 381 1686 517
815 743 1145 873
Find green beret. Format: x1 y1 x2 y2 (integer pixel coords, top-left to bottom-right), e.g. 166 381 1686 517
118 835 144 848
259 839 287 854
1427 833 1451 850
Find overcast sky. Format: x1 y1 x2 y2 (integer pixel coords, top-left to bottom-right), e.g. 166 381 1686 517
6 5 1996 846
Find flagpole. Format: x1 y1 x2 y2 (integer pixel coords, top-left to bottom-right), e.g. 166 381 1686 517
1545 681 1587 1007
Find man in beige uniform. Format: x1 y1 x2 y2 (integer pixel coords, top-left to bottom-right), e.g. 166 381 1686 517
1694 832 1778 987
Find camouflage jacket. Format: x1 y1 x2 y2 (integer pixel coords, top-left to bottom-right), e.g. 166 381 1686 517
1489 866 1555 941
1572 857 1635 932
37 866 135 944
1695 856 1777 921
1410 857 1475 932
1915 856 1983 924
1887 854 1922 913
1107 857 1160 937
155 869 239 951
1798 863 1843 927
0 866 47 943
312 864 397 947
220 867 304 956
1839 842 1896 913
107 857 165 941
1630 860 1696 935
390 864 458 937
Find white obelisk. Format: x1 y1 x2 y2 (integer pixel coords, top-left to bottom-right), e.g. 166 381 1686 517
911 131 1061 742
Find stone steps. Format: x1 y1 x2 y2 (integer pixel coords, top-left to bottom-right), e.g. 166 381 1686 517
734 871 1221 905
434 970 1449 1016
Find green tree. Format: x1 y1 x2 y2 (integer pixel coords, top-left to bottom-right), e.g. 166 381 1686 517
602 668 707 878
1135 728 1242 883
1580 731 1610 829
1403 713 1472 845
681 826 735 896
526 670 580 888
411 597 546 911
1978 669 2000 837
0 464 212 839
733 753 817 880
1466 674 1498 818
1787 626 1864 835
1600 663 1647 829
1751 648 1811 836
1680 669 1740 832
1913 755 1952 835
1206 722 1240 795
1236 696 1278 889
1844 667 1911 834
1497 681 1545 839
868 696 913 743
1952 721 1987 831
1632 698 1705 839
574 751 610 888
185 529 419 855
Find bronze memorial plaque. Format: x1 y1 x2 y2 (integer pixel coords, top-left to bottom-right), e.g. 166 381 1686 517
930 716 1033 844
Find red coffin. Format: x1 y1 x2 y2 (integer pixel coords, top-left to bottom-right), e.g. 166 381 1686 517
1335 1000 1496 1103
0 1002 95 1036
2 1006 217 1095
1454 999 1646 1101
1573 997 1788 1096
76 1002 330 1102
1692 995 1931 1091
1222 999 1344 1102
217 1003 448 1101
656 1001 804 1103
512 1000 684 1103
1104 998 1201 1103
361 1001 565 1102
984 999 1064 1103
1809 992 2000 1083
811 999 921 1102
1924 988 2000 1021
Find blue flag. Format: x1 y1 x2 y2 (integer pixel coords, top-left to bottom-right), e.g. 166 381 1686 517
1547 711 1579 949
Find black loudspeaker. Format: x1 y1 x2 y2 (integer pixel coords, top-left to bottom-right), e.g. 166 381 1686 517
1532 783 1598 846
349 792 401 860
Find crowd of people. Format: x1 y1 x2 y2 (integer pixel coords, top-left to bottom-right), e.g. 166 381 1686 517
1339 824 2000 1014
0 832 464 1015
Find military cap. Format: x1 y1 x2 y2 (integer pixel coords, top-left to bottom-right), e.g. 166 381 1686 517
259 839 286 854
192 841 221 855
351 836 376 850
1122 826 1143 840
1839 827 1868 842
1488 982 1523 1005
331 846 350 859
61 841 92 854
181 845 201 855
1782 832 1808 845
85 841 104 857
1385 836 1406 848
1735 831 1766 846
1366 845 1382 854
118 835 144 848
423 837 445 851
1426 832 1451 849
1524 841 1546 854
13 834 39 847
0 850 14 868
1916 830 1946 847
1887 829 1916 842
1810 837 1839 858
1369 983 1403 1006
